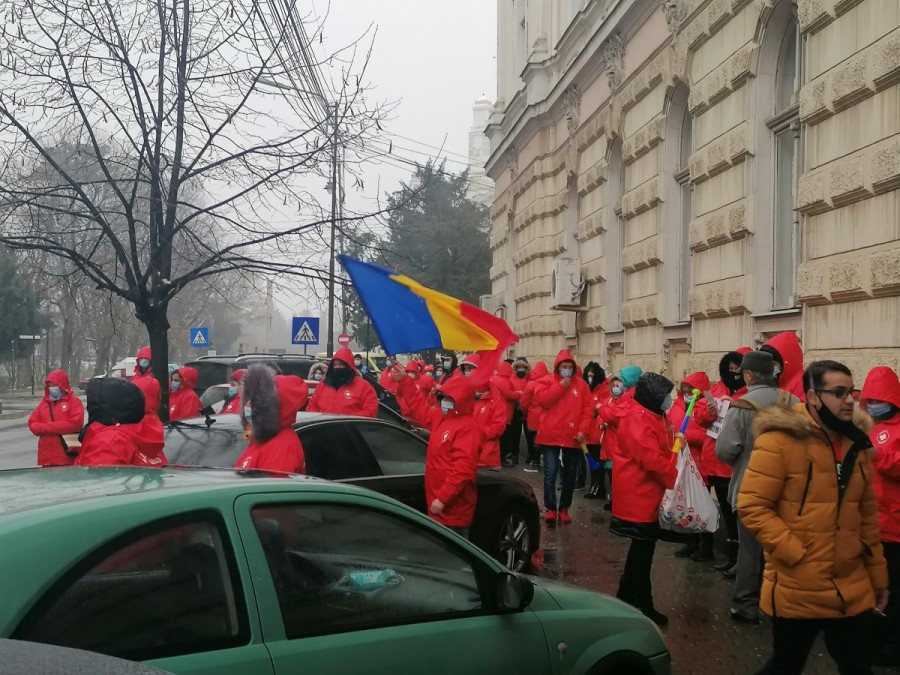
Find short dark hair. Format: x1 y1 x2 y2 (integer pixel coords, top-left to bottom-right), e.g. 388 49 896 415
803 360 852 393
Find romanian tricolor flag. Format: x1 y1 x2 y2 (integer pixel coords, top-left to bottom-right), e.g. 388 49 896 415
338 255 518 375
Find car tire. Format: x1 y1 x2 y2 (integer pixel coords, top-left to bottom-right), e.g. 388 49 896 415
490 504 534 573
587 652 655 675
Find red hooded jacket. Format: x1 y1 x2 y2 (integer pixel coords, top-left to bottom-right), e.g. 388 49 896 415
398 360 429 426
398 375 480 527
472 385 508 468
27 370 84 466
862 366 900 543
123 355 167 466
491 361 516 424
131 346 162 416
168 367 202 421
221 369 246 415
612 396 678 523
379 361 399 394
534 350 593 449
235 374 308 473
520 361 549 432
587 380 612 446
695 348 751 479
598 388 634 462
667 371 712 473
764 332 806 402
76 424 161 467
307 348 378 418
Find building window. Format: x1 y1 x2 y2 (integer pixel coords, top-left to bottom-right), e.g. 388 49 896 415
662 83 692 324
677 99 693 321
766 14 800 310
605 137 624 330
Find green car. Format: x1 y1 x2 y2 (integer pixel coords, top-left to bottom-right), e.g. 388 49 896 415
0 467 670 674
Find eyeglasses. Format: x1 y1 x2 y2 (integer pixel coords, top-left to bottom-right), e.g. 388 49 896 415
815 387 860 400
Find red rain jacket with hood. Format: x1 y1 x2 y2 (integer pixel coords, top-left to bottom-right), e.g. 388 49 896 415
235 371 308 474
491 361 516 424
307 348 378 418
697 348 751 479
668 371 712 473
472 384 508 468
398 360 430 426
76 378 159 467
131 346 161 416
520 361 549 432
379 360 399 394
763 331 806 402
862 366 900 543
168 366 202 421
397 375 480 527
221 369 246 415
612 374 678 524
123 354 167 466
583 363 611 446
28 370 84 466
534 350 594 449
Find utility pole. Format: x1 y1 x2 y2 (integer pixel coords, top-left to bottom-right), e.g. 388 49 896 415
326 101 339 359
265 279 273 352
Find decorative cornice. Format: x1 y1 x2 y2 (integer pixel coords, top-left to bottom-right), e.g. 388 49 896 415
599 33 627 90
562 85 581 137
661 0 689 34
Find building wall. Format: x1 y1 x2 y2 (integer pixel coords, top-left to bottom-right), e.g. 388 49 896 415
484 0 900 377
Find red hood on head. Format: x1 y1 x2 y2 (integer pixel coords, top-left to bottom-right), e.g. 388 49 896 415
405 360 422 374
424 365 434 373
497 361 513 377
231 369 246 384
438 375 476 416
332 347 356 371
764 332 803 381
530 361 548 380
44 369 72 397
862 366 900 409
276 374 309 428
682 371 711 392
553 349 576 373
460 353 480 369
175 366 199 391
134 346 152 375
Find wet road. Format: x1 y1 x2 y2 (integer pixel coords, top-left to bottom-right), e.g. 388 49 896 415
509 466 900 675
0 422 39 470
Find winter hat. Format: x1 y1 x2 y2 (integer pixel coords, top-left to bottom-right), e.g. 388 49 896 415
460 354 480 369
618 365 643 390
740 350 775 376
634 372 674 416
241 363 280 442
85 378 145 427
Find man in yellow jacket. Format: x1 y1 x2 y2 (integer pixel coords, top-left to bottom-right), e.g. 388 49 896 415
739 360 888 675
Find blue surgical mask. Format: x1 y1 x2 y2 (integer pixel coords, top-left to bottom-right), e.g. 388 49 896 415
48 386 62 401
773 364 782 378
559 367 573 378
440 399 455 414
313 373 324 381
612 384 624 398
435 369 444 379
228 386 238 398
243 406 252 419
443 360 452 369
138 358 150 369
462 369 472 378
868 402 893 420
171 381 181 391
661 394 673 412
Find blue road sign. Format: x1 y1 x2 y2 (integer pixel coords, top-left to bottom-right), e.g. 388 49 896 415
190 327 210 348
291 317 320 345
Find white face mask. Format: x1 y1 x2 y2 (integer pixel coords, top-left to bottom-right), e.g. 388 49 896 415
683 393 693 403
440 399 455 414
313 373 323 381
462 369 473 378
243 406 252 419
354 360 362 367
612 384 624 398
409 372 417 380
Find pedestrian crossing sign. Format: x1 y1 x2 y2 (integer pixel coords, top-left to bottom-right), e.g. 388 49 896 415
291 317 319 345
190 327 209 348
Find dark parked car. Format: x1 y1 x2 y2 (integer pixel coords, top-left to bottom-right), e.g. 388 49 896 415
185 354 319 397
164 413 539 572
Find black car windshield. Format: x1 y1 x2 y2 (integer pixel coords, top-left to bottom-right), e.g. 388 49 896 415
165 424 248 467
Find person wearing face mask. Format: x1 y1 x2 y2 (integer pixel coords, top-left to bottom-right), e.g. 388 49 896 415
761 331 806 402
582 362 610 499
131 346 162 419
860 366 900 666
609 372 679 627
309 362 328 384
597 367 643 512
715 350 798 620
28 369 85 466
392 364 480 538
502 358 531 467
221 369 246 414
306 347 378 418
397 360 428 426
519 361 548 472
534 350 594 524
235 364 308 473
438 353 458 384
378 357 399 394
353 353 369 375
460 354 507 469
739 361 887 674
167 367 202 421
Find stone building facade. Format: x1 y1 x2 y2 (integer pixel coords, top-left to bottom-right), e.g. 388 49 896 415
483 0 900 380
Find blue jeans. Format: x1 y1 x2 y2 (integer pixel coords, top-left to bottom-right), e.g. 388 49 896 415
541 446 581 511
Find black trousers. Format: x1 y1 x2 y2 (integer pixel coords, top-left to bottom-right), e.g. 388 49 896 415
709 475 739 541
524 429 539 464
501 417 524 464
759 614 874 675
875 540 900 654
617 538 657 611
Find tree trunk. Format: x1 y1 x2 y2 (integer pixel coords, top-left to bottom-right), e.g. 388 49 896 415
60 312 75 373
143 307 171 422
93 337 112 376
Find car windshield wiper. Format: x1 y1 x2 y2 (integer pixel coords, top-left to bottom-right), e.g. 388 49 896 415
167 419 217 430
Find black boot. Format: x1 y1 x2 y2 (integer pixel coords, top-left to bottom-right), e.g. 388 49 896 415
721 563 737 579
584 471 604 499
714 539 738 571
690 532 715 561
674 536 700 558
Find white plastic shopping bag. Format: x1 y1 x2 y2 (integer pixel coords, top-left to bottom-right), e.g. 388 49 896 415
659 449 720 533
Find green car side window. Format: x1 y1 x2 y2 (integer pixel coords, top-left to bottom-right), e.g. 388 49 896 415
15 512 249 662
252 504 483 639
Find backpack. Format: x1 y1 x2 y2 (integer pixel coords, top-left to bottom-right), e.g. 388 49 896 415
730 389 793 413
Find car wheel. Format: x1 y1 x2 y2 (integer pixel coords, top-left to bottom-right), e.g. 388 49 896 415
587 652 655 675
491 505 533 572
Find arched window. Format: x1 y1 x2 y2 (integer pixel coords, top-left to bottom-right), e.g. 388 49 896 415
662 83 692 324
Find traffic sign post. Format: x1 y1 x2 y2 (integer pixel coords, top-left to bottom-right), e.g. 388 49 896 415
338 333 351 348
291 317 320 348
190 327 210 348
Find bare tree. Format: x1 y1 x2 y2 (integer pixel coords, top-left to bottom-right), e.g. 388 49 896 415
0 0 384 416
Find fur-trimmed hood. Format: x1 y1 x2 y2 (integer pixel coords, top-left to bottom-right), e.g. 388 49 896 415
308 362 328 380
241 364 309 442
513 358 531 373
753 403 874 440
